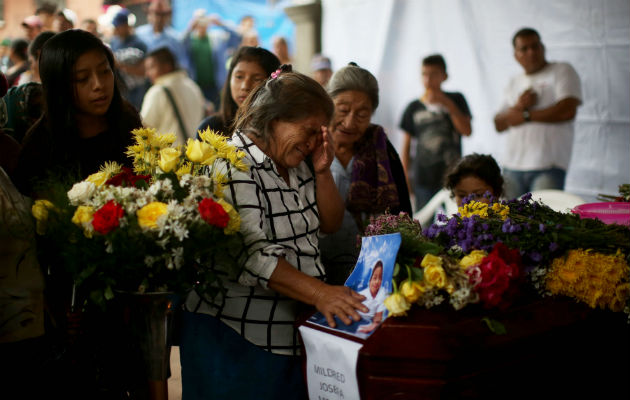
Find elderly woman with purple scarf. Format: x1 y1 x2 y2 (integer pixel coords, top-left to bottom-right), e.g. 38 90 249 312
320 63 412 285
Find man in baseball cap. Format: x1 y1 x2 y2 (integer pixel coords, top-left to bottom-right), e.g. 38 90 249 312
310 53 333 87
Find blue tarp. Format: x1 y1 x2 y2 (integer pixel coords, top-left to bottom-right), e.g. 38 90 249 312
171 0 294 52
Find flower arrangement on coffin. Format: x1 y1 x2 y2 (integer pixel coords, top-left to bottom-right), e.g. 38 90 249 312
368 194 630 322
365 213 524 317
32 128 246 309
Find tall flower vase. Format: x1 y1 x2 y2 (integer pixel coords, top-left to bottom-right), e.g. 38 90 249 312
119 291 180 400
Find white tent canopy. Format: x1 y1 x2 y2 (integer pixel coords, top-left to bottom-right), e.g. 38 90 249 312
321 0 629 201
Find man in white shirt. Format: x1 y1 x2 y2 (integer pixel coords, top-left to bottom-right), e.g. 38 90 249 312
494 27 582 199
140 47 205 145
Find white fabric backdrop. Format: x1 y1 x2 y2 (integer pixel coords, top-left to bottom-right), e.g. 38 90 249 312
321 0 630 201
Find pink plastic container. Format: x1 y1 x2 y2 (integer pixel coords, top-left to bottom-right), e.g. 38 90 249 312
572 202 630 226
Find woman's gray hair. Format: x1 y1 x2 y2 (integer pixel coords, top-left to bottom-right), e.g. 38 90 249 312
327 63 379 111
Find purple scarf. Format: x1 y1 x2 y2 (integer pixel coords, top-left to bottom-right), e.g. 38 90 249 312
346 124 400 217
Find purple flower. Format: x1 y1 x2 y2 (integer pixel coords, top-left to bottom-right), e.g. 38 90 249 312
538 223 546 233
529 251 542 262
424 225 439 238
445 218 459 236
461 194 473 204
549 242 559 252
501 218 522 233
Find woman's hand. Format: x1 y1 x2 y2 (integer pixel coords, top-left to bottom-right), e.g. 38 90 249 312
312 284 368 328
312 125 344 233
311 126 335 174
269 258 367 328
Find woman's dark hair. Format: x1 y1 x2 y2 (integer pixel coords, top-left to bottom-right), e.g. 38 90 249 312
38 29 127 144
11 39 29 61
234 66 334 143
444 153 504 198
219 46 280 130
28 31 55 59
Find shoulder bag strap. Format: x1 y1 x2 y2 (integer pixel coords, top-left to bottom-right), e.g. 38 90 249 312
161 86 188 142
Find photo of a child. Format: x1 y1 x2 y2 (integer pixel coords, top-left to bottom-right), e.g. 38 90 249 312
308 233 401 339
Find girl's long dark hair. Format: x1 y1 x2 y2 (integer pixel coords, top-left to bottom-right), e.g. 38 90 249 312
38 29 130 146
219 46 280 131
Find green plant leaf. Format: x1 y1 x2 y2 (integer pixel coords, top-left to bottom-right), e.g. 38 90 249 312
481 317 507 335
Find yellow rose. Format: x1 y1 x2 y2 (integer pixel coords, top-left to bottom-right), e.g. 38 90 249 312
186 139 215 164
384 293 411 316
459 250 488 270
158 147 181 173
72 206 95 238
400 280 424 303
86 171 109 187
137 202 169 229
424 265 447 288
217 198 241 235
72 206 94 225
420 254 442 269
32 199 54 221
32 199 55 235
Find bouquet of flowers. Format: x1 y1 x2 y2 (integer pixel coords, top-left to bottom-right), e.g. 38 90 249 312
32 128 246 309
368 194 630 321
365 212 523 316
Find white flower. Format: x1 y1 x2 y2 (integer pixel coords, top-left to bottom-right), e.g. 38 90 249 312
172 247 184 270
144 255 158 267
67 181 96 205
148 181 162 196
160 178 174 195
192 175 211 189
180 174 193 187
172 222 189 241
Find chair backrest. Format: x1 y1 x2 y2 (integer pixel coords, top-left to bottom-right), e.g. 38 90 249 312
413 188 458 227
527 190 585 213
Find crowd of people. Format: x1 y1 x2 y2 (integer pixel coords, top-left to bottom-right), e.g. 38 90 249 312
0 0 582 398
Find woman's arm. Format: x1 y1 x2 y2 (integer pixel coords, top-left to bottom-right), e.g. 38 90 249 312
312 126 344 233
268 257 367 328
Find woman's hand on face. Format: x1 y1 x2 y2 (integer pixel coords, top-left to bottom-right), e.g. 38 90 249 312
311 125 335 174
312 283 368 328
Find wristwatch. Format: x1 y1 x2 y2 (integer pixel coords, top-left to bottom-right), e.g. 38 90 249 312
522 109 531 122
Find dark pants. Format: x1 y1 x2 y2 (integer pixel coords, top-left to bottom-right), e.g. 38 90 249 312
179 311 308 400
503 167 566 200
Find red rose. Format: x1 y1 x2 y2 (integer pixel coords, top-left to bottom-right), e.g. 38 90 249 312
106 167 151 187
474 243 522 308
198 198 229 228
92 200 125 234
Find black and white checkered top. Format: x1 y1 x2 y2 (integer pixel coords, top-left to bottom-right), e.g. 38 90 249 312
185 130 326 355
